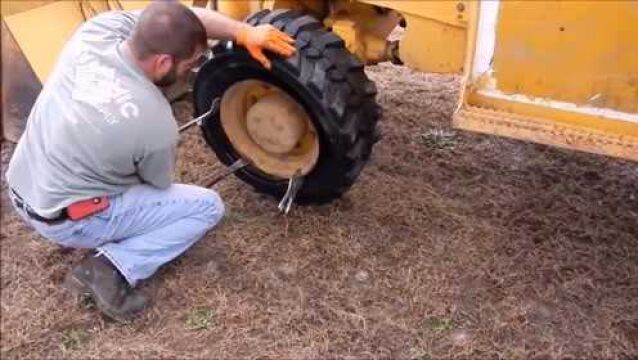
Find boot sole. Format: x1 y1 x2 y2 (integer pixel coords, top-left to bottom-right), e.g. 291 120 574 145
62 272 91 296
63 272 134 324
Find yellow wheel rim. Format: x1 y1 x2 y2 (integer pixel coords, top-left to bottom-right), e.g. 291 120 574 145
220 80 320 179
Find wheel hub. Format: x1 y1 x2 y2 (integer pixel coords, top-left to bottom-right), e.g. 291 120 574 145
246 94 307 155
220 80 320 179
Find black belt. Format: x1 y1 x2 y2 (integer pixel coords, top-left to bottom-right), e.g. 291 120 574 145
11 189 68 224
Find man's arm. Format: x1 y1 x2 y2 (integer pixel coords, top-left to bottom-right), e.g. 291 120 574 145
188 7 245 40
136 146 175 189
189 7 295 69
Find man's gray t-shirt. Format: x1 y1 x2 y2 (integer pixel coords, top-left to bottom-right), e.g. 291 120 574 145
6 11 178 218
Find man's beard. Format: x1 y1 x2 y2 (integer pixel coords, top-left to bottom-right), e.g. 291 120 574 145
155 65 178 87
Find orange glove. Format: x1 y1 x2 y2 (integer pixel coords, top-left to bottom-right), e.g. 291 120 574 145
235 24 296 69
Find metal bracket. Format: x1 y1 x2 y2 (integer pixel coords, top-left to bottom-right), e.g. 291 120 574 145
278 171 304 215
205 158 248 188
178 97 220 133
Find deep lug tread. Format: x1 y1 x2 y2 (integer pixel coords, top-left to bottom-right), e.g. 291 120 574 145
363 81 378 96
199 9 381 204
284 16 322 37
372 129 383 144
273 19 289 30
296 35 312 50
346 56 364 71
284 52 302 74
344 157 367 181
346 138 367 160
246 9 271 25
340 113 360 143
306 47 322 59
308 59 331 97
328 68 346 82
329 93 347 119
259 9 296 25
347 93 363 108
313 32 345 51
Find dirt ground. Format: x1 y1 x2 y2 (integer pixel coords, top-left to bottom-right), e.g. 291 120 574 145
1 63 637 359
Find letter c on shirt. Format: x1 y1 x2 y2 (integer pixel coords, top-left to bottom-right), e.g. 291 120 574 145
120 102 139 119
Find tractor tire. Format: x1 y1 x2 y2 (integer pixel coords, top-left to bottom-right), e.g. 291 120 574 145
193 9 381 204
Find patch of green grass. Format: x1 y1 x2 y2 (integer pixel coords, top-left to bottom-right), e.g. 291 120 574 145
409 347 432 360
224 210 250 223
420 129 459 150
60 328 89 351
78 294 95 310
186 308 216 331
425 316 455 332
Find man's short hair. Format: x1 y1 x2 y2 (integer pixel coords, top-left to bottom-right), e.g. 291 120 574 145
130 1 207 60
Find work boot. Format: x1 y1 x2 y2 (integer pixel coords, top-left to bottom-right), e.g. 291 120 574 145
63 254 148 323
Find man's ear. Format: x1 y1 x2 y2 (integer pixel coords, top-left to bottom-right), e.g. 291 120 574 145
153 54 174 77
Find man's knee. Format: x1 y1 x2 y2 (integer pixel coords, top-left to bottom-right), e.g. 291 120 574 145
147 183 225 227
200 189 225 227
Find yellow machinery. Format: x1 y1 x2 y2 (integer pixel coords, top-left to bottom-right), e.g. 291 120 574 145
210 0 638 162
2 0 637 202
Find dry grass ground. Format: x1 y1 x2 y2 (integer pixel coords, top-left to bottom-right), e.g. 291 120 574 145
1 63 637 359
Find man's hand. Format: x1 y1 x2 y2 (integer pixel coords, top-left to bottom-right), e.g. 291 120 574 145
188 8 295 69
235 24 296 69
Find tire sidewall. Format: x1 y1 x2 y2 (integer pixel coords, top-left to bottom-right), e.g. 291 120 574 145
195 50 350 201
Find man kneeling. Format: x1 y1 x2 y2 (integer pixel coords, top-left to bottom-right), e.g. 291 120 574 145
5 1 294 322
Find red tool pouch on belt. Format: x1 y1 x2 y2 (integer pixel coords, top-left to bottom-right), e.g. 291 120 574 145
67 196 110 221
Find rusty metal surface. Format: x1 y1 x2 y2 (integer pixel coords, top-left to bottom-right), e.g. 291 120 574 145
454 105 638 162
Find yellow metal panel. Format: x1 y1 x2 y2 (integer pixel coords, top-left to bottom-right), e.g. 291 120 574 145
3 1 85 82
2 0 200 83
264 0 325 17
116 0 153 11
1 20 42 142
494 1 638 113
117 0 198 11
462 1 638 161
357 0 473 73
326 1 399 65
459 0 479 101
217 0 262 21
0 1 54 16
359 0 469 26
192 0 210 7
400 15 466 73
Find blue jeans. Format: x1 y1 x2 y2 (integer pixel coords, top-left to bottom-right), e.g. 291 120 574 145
11 184 224 286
